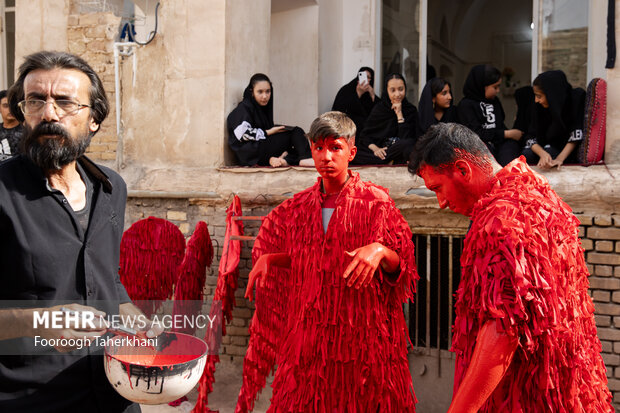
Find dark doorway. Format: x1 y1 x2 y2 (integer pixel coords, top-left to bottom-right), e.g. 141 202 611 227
427 0 533 124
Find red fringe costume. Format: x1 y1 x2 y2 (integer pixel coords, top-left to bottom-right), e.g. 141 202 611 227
237 171 418 412
173 221 214 334
119 216 186 316
194 196 244 413
453 157 613 412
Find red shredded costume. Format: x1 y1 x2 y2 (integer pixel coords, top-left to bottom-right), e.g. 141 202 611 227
453 158 613 411
237 171 418 412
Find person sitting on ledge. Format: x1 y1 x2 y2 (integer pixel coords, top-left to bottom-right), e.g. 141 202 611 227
227 73 313 167
331 66 379 136
458 64 523 166
417 77 459 136
352 73 418 165
522 70 585 170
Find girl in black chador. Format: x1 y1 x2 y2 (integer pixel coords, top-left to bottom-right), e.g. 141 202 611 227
458 64 523 166
522 70 585 169
418 77 459 135
227 73 313 167
331 66 379 136
353 73 418 165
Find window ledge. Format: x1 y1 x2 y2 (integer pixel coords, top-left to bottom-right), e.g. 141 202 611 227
121 163 620 214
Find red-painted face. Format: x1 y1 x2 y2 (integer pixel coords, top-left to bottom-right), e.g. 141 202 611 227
311 136 356 185
419 163 487 217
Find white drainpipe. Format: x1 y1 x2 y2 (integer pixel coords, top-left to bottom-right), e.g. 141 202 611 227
113 42 138 170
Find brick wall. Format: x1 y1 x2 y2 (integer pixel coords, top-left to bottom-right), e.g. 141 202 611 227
577 213 620 409
125 197 270 363
66 9 120 162
541 27 588 88
124 198 620 406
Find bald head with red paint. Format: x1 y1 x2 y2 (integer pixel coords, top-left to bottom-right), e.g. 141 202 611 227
307 111 357 194
409 123 501 217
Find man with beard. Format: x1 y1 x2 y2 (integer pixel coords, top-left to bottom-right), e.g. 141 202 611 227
0 89 24 160
409 123 612 412
0 51 142 412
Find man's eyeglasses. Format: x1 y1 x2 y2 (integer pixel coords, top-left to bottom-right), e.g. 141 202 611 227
17 99 91 116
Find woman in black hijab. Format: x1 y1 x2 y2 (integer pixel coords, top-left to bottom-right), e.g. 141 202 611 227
522 70 585 169
418 77 459 135
227 73 312 167
352 73 418 165
457 64 523 166
331 67 379 135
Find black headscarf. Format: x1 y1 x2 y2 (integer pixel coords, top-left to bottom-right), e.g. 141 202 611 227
462 64 501 102
239 73 274 130
360 73 418 148
331 67 377 133
513 86 534 132
418 77 458 134
458 64 506 148
532 70 583 147
227 73 275 165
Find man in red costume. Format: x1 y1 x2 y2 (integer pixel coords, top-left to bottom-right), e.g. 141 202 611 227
409 122 613 412
237 111 418 412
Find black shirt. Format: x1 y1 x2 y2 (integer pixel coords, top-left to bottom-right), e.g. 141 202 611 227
0 155 137 412
0 123 24 161
457 97 507 147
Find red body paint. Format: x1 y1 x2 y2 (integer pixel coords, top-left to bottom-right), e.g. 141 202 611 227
311 136 356 194
449 158 613 411
114 353 200 367
236 172 419 412
419 159 494 217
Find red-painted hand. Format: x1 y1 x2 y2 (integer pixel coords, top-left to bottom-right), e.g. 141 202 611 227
342 242 399 289
447 321 518 413
244 253 291 301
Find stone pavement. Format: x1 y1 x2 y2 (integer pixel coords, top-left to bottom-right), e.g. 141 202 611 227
140 358 273 413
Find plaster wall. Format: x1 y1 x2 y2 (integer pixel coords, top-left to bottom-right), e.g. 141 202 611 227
318 0 344 114
120 0 226 169
543 0 587 32
224 0 271 165
341 0 376 87
269 5 319 131
317 0 377 115
588 0 607 82
15 0 69 68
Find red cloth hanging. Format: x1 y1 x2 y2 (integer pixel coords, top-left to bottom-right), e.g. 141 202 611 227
172 221 214 334
193 195 244 413
119 216 186 317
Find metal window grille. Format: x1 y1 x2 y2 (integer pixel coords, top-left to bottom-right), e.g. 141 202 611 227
408 231 465 352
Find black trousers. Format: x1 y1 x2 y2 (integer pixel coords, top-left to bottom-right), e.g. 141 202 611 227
257 126 311 166
352 138 416 165
486 139 522 167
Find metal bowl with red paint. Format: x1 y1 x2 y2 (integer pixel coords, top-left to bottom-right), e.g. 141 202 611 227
104 332 208 404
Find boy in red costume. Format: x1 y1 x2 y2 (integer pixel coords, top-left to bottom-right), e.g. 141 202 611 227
237 111 418 412
410 123 613 412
